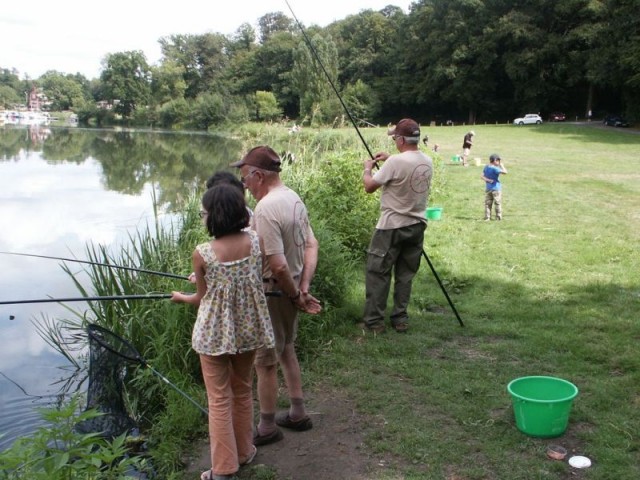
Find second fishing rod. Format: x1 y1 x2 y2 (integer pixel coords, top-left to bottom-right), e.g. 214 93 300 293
285 0 463 327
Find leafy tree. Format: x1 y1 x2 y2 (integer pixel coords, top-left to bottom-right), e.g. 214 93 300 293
159 33 230 99
255 90 282 121
228 23 257 54
159 98 189 127
189 92 227 129
0 68 27 109
151 60 187 104
245 31 299 116
0 68 23 92
39 70 89 110
100 51 151 118
258 12 294 44
291 31 341 124
586 0 640 117
405 0 499 123
0 84 22 109
328 9 402 86
343 80 381 123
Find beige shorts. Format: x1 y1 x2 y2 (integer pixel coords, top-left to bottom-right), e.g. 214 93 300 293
254 295 298 367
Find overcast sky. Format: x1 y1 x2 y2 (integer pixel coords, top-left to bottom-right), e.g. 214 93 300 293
2 0 412 80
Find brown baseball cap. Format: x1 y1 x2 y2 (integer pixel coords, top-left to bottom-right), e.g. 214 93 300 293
230 145 282 172
387 118 420 138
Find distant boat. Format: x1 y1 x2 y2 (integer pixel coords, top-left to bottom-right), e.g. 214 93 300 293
2 110 51 125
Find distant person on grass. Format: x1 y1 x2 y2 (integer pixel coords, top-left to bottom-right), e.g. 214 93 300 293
231 146 322 446
361 118 433 334
481 153 508 221
461 130 475 166
171 184 275 480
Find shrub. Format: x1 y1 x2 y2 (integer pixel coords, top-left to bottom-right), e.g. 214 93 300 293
285 151 379 259
0 397 151 479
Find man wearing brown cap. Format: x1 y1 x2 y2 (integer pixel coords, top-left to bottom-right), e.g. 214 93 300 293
231 146 321 445
362 118 433 333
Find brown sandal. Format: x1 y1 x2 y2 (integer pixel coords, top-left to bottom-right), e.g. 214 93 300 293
393 322 408 333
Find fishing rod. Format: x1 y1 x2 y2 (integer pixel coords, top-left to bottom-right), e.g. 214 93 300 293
0 251 189 281
0 294 173 306
1 290 283 306
421 252 464 327
285 0 375 160
286 1 464 327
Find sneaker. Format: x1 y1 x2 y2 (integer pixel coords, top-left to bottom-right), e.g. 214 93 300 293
484 217 490 221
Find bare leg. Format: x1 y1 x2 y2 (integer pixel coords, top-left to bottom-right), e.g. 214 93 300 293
255 364 278 435
279 343 305 418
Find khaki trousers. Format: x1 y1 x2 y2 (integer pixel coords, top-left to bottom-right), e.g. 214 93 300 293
484 190 503 220
363 223 426 328
200 351 256 475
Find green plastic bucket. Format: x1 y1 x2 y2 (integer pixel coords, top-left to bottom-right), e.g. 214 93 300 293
507 376 578 438
426 206 443 220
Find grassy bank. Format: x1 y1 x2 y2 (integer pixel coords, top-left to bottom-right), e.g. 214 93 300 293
299 123 640 478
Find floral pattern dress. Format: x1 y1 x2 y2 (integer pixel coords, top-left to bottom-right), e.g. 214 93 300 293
191 230 275 356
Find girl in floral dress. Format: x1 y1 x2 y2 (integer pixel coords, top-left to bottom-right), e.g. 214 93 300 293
172 183 274 480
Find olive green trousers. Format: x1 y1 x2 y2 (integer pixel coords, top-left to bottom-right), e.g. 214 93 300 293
363 222 426 329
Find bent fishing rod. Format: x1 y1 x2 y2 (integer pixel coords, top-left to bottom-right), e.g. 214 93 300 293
286 1 463 327
285 0 375 161
0 251 189 281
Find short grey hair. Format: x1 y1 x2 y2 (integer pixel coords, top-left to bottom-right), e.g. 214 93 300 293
403 136 420 145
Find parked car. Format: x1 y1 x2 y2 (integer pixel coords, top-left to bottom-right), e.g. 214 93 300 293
603 115 630 127
513 114 543 125
549 112 566 122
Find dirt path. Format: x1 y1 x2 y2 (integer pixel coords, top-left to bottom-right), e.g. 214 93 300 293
182 384 397 480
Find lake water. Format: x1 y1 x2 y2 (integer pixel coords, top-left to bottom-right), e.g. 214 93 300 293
0 125 241 449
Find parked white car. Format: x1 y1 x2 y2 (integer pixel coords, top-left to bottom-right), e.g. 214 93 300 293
513 114 543 125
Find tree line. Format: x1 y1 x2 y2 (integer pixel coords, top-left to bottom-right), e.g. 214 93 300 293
1 0 638 128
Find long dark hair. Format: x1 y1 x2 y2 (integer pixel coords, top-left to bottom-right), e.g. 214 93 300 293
202 184 250 238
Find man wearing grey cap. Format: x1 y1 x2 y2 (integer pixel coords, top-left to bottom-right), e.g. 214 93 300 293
361 118 433 333
231 145 321 445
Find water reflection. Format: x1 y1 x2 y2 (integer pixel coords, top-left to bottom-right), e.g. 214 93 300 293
0 126 241 449
1 126 242 206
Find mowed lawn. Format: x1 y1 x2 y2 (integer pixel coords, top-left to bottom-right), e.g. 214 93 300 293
311 123 640 479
